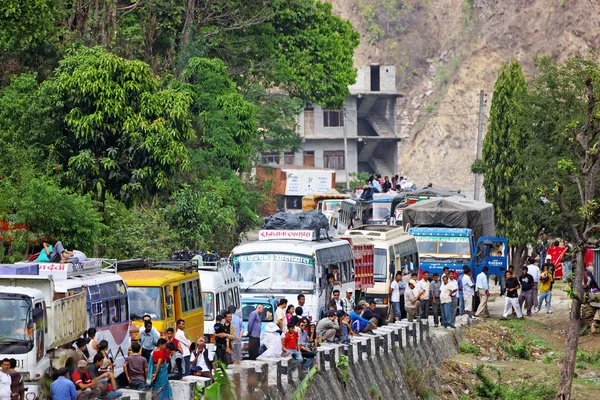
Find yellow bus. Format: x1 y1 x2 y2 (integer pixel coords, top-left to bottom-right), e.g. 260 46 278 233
118 260 204 342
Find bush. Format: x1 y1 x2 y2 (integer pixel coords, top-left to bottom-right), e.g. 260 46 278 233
500 341 531 360
459 342 481 356
474 365 556 400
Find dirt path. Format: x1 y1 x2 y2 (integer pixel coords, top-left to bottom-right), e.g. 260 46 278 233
437 282 600 399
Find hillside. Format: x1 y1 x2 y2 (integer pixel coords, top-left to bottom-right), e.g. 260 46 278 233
328 0 600 197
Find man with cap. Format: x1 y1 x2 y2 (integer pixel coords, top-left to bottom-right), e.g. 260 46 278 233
343 288 355 314
190 338 214 380
71 360 101 400
405 279 425 322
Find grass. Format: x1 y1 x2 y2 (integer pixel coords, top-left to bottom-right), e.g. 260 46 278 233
403 360 435 397
500 340 531 360
459 342 481 356
473 365 556 400
576 349 600 369
368 385 382 399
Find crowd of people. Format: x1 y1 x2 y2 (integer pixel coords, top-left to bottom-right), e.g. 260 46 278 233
358 174 421 201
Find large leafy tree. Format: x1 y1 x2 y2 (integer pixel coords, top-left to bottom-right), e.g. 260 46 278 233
479 60 532 266
45 46 194 207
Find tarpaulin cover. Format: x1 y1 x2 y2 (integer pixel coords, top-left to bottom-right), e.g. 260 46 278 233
402 196 496 241
263 210 330 235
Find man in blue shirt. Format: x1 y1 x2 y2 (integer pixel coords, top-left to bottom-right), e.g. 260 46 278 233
474 266 490 318
50 368 77 400
228 305 244 364
139 321 159 361
350 305 374 333
247 304 264 360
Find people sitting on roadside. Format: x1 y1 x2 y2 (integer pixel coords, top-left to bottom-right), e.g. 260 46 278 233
316 311 340 344
260 323 283 358
349 305 374 334
166 342 184 380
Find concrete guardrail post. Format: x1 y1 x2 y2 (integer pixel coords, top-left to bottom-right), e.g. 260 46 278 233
329 348 336 370
412 322 418 345
357 339 364 363
402 325 409 348
365 337 373 358
347 342 354 363
419 320 424 343
258 362 269 393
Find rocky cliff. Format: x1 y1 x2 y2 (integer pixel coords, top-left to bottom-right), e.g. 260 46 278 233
328 0 600 197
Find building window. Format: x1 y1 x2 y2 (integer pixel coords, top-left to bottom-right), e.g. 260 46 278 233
283 152 295 165
261 152 280 165
323 110 344 127
323 150 345 170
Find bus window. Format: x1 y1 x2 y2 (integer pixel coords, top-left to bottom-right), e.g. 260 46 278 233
192 281 202 309
203 292 215 320
165 286 173 318
119 298 128 323
187 283 195 309
216 293 222 316
233 287 240 308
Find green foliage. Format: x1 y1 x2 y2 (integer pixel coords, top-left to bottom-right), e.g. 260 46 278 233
336 354 350 385
481 59 534 246
425 104 435 113
349 171 372 191
368 385 382 399
292 366 319 400
0 0 58 54
204 361 236 400
473 365 556 400
471 159 485 174
500 340 531 360
458 342 482 356
576 349 600 366
403 361 435 397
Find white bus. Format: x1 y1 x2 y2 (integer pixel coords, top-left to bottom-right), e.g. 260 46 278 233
344 225 419 318
231 230 355 320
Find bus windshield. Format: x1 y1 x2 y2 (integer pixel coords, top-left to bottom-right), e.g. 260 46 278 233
374 248 387 282
0 298 34 354
235 253 315 291
242 302 275 322
128 287 165 320
371 203 390 221
322 200 342 213
416 236 471 259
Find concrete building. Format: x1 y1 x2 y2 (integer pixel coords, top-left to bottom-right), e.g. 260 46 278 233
261 65 402 185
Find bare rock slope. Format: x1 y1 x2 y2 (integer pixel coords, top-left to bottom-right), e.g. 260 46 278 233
328 0 600 197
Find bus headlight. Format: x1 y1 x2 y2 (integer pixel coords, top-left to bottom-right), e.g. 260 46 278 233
373 298 384 304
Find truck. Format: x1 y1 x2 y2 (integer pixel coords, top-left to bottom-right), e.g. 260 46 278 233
338 234 375 296
0 259 129 399
301 189 348 223
402 196 508 277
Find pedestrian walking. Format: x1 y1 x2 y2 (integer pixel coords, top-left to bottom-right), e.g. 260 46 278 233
518 266 535 316
390 272 403 322
475 267 490 318
228 305 244 364
461 267 475 320
417 271 431 320
430 273 442 327
537 264 553 314
501 270 523 320
247 304 264 360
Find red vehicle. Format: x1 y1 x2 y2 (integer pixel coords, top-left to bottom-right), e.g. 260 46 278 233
339 235 374 290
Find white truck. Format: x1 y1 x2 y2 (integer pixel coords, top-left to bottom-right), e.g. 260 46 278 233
0 259 129 400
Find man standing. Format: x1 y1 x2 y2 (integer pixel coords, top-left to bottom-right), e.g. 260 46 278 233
275 299 288 330
440 275 455 329
297 294 313 322
124 343 148 390
527 257 540 310
72 360 102 400
430 273 442 327
417 271 431 320
139 321 159 362
216 312 237 366
501 270 523 320
448 273 459 320
390 272 403 322
165 328 182 353
8 359 23 400
475 267 490 318
247 304 264 360
50 368 77 400
228 306 244 364
461 267 475 319
405 279 425 322
0 359 13 400
175 319 191 375
537 264 554 314
343 289 355 315
518 266 535 316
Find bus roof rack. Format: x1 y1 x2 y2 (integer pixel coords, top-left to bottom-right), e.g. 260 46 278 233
192 256 229 271
117 259 197 274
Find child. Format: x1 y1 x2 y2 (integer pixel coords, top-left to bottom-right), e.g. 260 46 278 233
340 314 352 344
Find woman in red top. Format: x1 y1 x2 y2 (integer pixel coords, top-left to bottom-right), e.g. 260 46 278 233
148 338 172 400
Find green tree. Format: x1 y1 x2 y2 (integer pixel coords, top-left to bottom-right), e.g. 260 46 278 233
45 46 194 207
0 0 57 54
480 59 532 266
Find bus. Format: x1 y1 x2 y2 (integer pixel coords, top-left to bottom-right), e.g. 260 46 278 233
193 257 241 349
118 260 204 344
336 194 397 234
231 229 355 320
344 225 419 318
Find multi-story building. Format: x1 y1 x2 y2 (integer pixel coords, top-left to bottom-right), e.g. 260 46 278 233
261 65 401 185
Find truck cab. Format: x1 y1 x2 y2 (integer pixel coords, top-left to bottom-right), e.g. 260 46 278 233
409 227 508 276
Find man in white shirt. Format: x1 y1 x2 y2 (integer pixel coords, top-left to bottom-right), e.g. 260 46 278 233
527 257 541 309
448 273 459 320
390 272 402 322
440 275 456 328
475 267 490 318
297 294 313 321
343 289 355 315
190 337 214 380
417 271 431 320
275 299 288 330
461 267 475 319
175 319 192 375
0 359 12 400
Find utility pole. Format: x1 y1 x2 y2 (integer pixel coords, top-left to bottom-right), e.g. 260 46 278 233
474 90 485 201
343 108 350 190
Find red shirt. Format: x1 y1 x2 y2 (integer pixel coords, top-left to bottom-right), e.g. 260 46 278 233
283 331 298 351
168 338 180 351
71 370 91 388
152 349 169 364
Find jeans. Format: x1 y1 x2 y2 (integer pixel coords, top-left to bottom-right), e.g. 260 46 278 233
441 302 454 327
391 301 402 321
300 350 316 369
289 349 313 370
129 380 145 390
538 291 552 312
420 299 430 319
183 355 190 376
452 296 458 319
518 290 533 315
459 291 465 315
431 298 441 325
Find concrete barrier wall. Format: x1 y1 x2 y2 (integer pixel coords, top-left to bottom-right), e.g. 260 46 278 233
125 318 470 399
